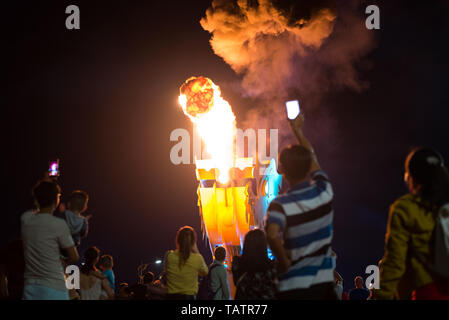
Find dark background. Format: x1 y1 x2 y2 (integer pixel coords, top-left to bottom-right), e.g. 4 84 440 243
2 0 449 292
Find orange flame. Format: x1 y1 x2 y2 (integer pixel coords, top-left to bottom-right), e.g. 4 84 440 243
179 76 236 183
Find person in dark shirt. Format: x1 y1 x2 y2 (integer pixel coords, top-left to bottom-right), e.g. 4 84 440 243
349 276 370 300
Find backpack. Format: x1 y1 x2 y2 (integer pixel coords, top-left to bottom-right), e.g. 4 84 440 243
234 268 277 300
431 203 449 279
197 264 221 300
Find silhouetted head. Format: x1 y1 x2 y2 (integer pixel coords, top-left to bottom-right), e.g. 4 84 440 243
176 226 197 268
214 246 226 262
354 276 364 289
68 190 89 214
278 145 313 185
118 283 130 299
99 254 113 270
81 246 100 274
143 271 154 285
32 180 61 212
241 229 272 273
405 148 449 206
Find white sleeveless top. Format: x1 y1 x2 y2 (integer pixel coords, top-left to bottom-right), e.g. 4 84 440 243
80 277 103 300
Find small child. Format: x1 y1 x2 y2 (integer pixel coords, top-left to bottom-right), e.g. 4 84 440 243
99 254 115 293
56 190 90 247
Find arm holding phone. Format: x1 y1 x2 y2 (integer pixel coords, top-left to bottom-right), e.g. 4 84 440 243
289 114 321 173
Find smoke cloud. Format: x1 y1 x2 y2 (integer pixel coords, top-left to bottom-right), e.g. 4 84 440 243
200 0 376 146
201 0 339 98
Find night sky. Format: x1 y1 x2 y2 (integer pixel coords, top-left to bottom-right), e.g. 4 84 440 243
2 0 449 291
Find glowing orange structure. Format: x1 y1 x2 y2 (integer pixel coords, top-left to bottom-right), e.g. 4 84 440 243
178 76 282 268
195 157 282 266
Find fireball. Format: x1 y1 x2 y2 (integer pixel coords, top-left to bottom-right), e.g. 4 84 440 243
180 76 215 118
178 76 236 183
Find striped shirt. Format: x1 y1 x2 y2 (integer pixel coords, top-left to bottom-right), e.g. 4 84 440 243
266 170 335 292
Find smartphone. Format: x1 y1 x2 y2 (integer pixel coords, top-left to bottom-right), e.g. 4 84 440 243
285 100 300 120
48 160 60 177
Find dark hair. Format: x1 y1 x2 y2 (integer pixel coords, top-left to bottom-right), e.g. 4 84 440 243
406 148 449 207
240 229 272 273
68 190 89 212
99 254 113 269
176 226 197 268
214 246 226 262
80 247 100 274
32 180 61 209
119 282 129 290
119 283 130 295
143 271 154 284
279 145 312 181
354 276 364 287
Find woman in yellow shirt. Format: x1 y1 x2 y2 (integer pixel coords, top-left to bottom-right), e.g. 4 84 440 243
164 226 208 299
375 148 449 300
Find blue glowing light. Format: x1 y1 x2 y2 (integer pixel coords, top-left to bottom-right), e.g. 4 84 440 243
267 248 275 261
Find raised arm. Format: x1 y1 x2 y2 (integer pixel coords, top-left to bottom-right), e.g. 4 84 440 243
289 114 321 172
198 255 209 277
64 246 80 264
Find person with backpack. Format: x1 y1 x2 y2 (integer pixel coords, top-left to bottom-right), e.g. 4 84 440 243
374 148 449 300
199 246 230 300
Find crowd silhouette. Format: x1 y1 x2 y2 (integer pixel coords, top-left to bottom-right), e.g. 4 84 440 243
1 115 449 300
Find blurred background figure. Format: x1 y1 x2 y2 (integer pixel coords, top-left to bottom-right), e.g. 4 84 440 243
349 276 370 300
117 282 130 300
79 247 114 300
375 148 449 300
144 271 167 300
332 251 344 300
99 254 116 294
0 239 24 300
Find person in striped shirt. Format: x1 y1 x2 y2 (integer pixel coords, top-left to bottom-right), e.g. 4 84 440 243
265 114 338 300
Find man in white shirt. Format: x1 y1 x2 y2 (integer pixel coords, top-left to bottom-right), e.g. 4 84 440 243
21 180 79 300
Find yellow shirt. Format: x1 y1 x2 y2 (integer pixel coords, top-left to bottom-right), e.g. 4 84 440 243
165 250 208 295
375 194 436 300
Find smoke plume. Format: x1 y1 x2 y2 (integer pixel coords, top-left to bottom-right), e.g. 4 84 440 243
201 0 340 98
200 0 376 146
